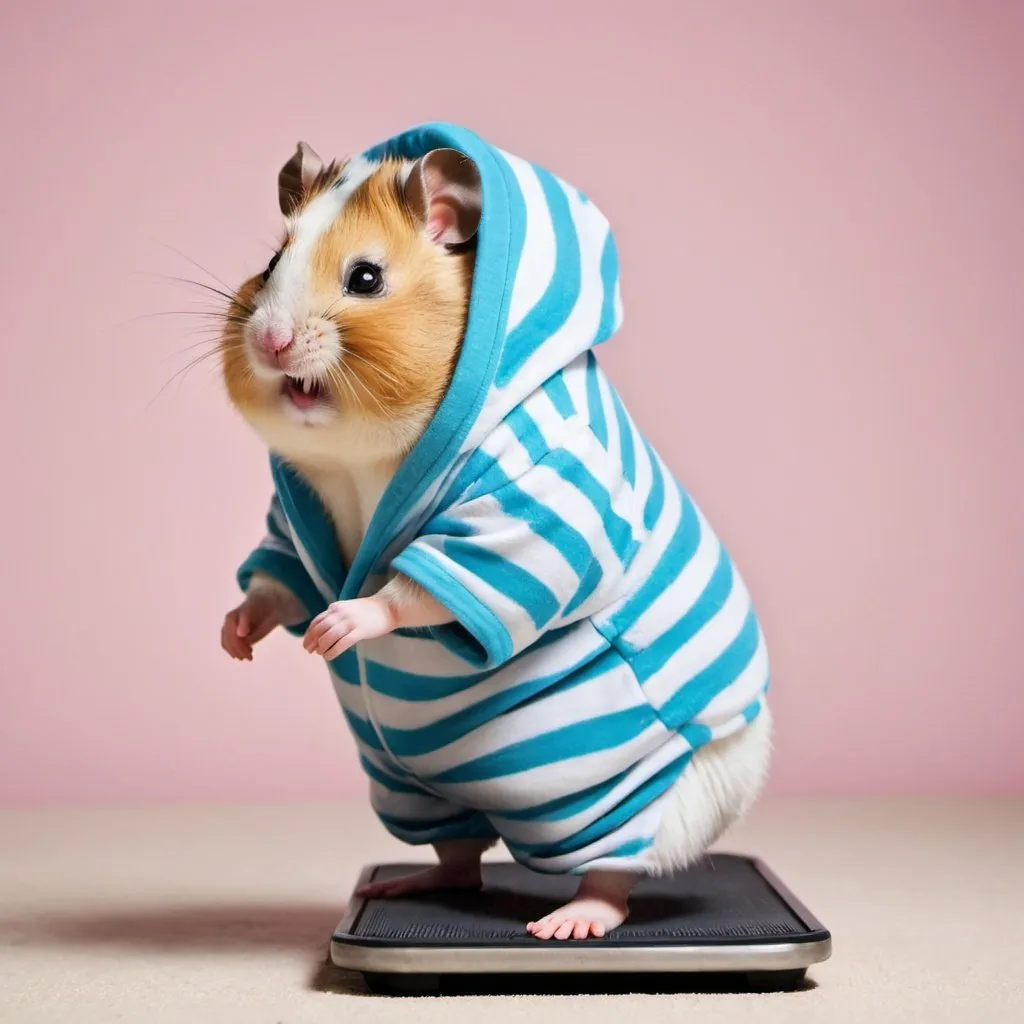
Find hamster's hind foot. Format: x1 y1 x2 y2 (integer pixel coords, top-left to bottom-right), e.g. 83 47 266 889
355 837 494 899
355 862 483 899
526 869 638 940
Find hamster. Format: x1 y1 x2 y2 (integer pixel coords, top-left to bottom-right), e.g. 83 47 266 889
217 134 772 941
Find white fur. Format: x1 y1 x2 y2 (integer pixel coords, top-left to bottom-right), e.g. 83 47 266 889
301 452 398 569
244 155 380 388
245 405 431 570
648 703 773 875
275 155 379 311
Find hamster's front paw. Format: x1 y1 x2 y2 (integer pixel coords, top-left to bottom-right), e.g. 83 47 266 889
221 579 305 661
221 597 279 661
302 597 397 660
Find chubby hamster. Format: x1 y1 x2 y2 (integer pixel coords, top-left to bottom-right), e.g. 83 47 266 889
217 124 772 941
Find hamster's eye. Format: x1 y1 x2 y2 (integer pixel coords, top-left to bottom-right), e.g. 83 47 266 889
262 250 281 284
345 261 384 296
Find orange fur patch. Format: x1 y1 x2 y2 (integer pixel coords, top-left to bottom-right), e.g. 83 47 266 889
309 160 472 414
220 159 474 435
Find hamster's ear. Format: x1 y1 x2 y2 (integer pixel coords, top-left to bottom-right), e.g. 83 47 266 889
404 149 482 246
278 141 324 216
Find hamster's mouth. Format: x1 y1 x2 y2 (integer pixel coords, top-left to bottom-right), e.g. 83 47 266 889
283 375 330 411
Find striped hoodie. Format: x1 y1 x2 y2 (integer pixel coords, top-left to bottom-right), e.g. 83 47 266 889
237 123 770 874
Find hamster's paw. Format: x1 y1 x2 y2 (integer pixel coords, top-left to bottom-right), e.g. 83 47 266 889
355 863 483 899
526 870 637 940
303 597 396 659
526 896 628 940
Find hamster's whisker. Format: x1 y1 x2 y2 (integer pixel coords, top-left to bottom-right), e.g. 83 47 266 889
147 347 225 409
126 309 250 328
160 335 236 362
140 272 256 316
327 364 354 402
329 366 354 405
158 242 240 300
176 347 223 374
344 351 402 392
179 322 243 339
326 364 360 409
343 362 389 417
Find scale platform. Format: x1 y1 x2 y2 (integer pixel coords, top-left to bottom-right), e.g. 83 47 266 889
331 854 832 995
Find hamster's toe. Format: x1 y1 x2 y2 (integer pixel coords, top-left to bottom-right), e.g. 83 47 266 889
526 896 628 940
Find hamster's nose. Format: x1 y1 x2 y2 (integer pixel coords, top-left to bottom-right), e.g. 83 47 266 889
256 325 294 364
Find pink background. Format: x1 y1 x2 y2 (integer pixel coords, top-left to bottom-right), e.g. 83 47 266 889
2 0 1022 806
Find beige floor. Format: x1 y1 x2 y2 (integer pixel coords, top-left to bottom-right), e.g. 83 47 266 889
1 798 1022 1022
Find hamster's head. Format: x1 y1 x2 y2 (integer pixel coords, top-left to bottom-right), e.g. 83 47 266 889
220 143 481 464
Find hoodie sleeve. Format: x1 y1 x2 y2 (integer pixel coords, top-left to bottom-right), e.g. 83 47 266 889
391 444 642 670
236 494 326 636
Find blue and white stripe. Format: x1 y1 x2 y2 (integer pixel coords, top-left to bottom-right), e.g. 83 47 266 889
238 123 769 873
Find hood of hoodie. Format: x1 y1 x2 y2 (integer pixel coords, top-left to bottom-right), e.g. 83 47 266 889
273 122 624 599
366 122 622 445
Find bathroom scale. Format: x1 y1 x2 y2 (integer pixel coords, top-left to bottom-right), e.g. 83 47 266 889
331 853 831 995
